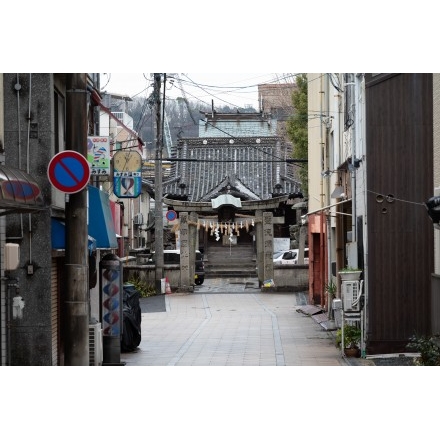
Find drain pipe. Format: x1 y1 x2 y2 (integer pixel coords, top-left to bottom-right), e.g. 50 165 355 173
6 282 11 365
15 74 22 169
26 74 33 268
10 74 24 240
6 278 19 365
357 73 368 357
26 74 31 175
345 75 357 250
319 75 325 306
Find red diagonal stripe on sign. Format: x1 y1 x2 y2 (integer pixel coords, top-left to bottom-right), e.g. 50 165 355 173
59 158 81 183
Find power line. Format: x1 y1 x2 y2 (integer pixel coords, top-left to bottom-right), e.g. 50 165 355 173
143 158 307 163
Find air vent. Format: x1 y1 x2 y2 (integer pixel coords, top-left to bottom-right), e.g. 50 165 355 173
89 323 103 366
133 213 144 225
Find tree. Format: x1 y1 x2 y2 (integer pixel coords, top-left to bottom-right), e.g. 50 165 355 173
286 73 308 195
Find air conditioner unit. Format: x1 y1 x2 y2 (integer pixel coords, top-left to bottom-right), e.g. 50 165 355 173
89 323 103 366
133 213 144 225
341 280 360 312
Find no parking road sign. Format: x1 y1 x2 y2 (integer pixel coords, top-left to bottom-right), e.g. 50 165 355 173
48 150 91 194
166 210 177 221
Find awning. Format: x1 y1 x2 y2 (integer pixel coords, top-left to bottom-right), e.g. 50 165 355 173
51 186 118 251
51 218 97 254
330 185 345 199
87 185 118 249
0 165 45 216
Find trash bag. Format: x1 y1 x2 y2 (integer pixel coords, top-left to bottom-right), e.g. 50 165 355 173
121 284 142 352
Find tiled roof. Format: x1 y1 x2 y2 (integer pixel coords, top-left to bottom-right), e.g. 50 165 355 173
159 136 300 202
199 112 277 138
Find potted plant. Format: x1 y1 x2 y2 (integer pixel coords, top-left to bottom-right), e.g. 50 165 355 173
336 324 361 357
338 266 362 282
325 279 337 300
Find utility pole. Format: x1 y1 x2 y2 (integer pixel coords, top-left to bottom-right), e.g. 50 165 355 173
64 73 89 365
154 74 164 293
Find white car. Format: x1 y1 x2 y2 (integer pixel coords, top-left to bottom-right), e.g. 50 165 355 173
273 248 309 265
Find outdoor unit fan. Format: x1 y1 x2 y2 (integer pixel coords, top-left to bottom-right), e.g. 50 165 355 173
341 280 363 312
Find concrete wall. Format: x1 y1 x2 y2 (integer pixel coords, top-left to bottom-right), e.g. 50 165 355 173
123 265 191 292
123 264 308 294
273 265 309 292
3 73 55 365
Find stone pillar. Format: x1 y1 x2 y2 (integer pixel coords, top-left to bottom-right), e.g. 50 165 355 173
188 211 198 284
262 211 274 283
178 212 192 291
256 210 274 285
298 224 307 264
255 210 263 285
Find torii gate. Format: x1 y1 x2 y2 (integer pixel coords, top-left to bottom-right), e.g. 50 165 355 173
163 194 290 290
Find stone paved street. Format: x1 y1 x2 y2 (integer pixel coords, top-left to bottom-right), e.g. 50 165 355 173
121 277 346 366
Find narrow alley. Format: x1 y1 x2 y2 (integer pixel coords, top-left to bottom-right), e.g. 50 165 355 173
121 277 347 366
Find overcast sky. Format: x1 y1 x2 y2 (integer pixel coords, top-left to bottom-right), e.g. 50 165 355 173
100 73 296 109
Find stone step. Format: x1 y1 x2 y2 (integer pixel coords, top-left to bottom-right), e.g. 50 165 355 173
205 268 257 278
204 244 256 277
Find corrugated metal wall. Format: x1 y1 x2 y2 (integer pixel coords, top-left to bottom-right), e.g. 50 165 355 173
365 73 434 353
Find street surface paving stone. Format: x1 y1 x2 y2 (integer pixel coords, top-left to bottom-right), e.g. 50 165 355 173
121 277 349 366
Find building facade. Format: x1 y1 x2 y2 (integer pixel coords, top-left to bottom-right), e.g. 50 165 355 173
307 73 435 355
0 73 147 365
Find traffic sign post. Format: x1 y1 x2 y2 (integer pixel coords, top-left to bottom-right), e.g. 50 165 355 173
47 150 91 194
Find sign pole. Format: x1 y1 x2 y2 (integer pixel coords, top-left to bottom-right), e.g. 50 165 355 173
63 73 90 366
154 74 164 294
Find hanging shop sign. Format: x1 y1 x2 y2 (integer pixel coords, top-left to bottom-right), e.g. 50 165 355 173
113 150 142 198
87 136 110 176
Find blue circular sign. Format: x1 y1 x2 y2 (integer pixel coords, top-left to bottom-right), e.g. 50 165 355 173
48 150 91 194
166 210 177 221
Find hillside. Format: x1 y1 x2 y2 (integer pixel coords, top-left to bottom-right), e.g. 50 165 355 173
127 97 257 156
